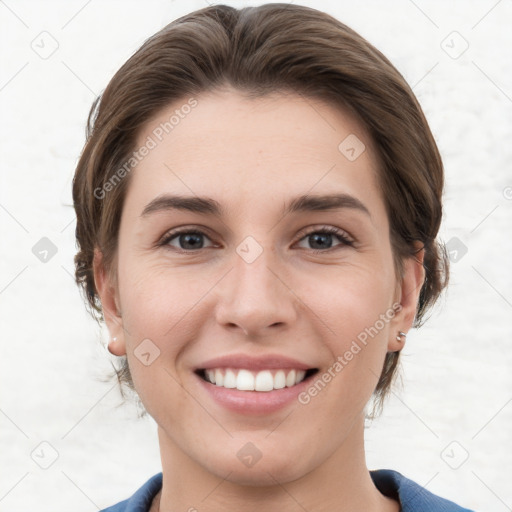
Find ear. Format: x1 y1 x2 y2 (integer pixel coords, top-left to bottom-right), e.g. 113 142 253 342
388 243 426 352
93 248 126 356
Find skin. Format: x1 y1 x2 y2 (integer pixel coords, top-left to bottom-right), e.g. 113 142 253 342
94 87 425 512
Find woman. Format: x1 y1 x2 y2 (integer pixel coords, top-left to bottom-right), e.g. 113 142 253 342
72 4 474 511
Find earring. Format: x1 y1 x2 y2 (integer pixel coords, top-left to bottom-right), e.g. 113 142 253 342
396 331 407 342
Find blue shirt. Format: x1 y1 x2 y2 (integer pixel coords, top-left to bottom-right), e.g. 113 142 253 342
100 470 475 511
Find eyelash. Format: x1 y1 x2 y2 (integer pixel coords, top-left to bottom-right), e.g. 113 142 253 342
158 226 354 253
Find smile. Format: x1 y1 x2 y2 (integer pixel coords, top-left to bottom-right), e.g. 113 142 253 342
198 368 318 392
193 353 320 414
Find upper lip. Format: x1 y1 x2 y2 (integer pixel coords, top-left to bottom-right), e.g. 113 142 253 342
197 354 316 371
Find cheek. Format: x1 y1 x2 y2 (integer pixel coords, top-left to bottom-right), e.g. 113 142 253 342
118 252 209 333
305 258 397 394
118 266 200 418
117 257 224 388
312 256 397 337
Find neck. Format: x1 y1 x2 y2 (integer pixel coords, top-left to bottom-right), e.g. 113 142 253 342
155 417 398 512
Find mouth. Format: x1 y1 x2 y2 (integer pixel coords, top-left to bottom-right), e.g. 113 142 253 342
195 367 319 392
193 353 320 414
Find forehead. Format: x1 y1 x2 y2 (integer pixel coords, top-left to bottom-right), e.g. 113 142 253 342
127 88 384 219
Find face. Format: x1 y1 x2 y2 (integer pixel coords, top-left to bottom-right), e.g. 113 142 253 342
95 88 423 486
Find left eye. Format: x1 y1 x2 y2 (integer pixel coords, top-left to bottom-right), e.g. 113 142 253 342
295 227 353 251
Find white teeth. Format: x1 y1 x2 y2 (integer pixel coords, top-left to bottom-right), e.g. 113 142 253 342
254 370 274 392
223 369 237 388
203 368 310 391
236 369 255 390
295 370 306 384
274 370 286 389
285 369 296 387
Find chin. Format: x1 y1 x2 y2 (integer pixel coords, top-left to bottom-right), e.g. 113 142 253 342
202 443 313 487
216 462 306 487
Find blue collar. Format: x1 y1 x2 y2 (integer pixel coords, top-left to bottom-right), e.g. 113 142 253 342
100 469 474 511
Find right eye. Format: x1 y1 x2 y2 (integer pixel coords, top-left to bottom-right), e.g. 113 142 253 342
160 229 216 252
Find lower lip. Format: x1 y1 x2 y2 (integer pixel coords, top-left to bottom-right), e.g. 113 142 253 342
194 372 314 415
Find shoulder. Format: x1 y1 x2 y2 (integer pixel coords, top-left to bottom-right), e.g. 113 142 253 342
370 469 475 512
99 473 162 512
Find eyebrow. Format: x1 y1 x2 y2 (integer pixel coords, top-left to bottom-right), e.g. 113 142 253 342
140 193 370 218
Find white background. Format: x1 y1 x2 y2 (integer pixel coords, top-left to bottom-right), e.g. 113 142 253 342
1 1 511 510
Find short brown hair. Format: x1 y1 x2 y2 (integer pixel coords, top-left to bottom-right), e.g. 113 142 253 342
73 3 448 414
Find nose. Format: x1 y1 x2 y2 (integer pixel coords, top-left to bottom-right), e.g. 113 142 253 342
213 244 299 338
